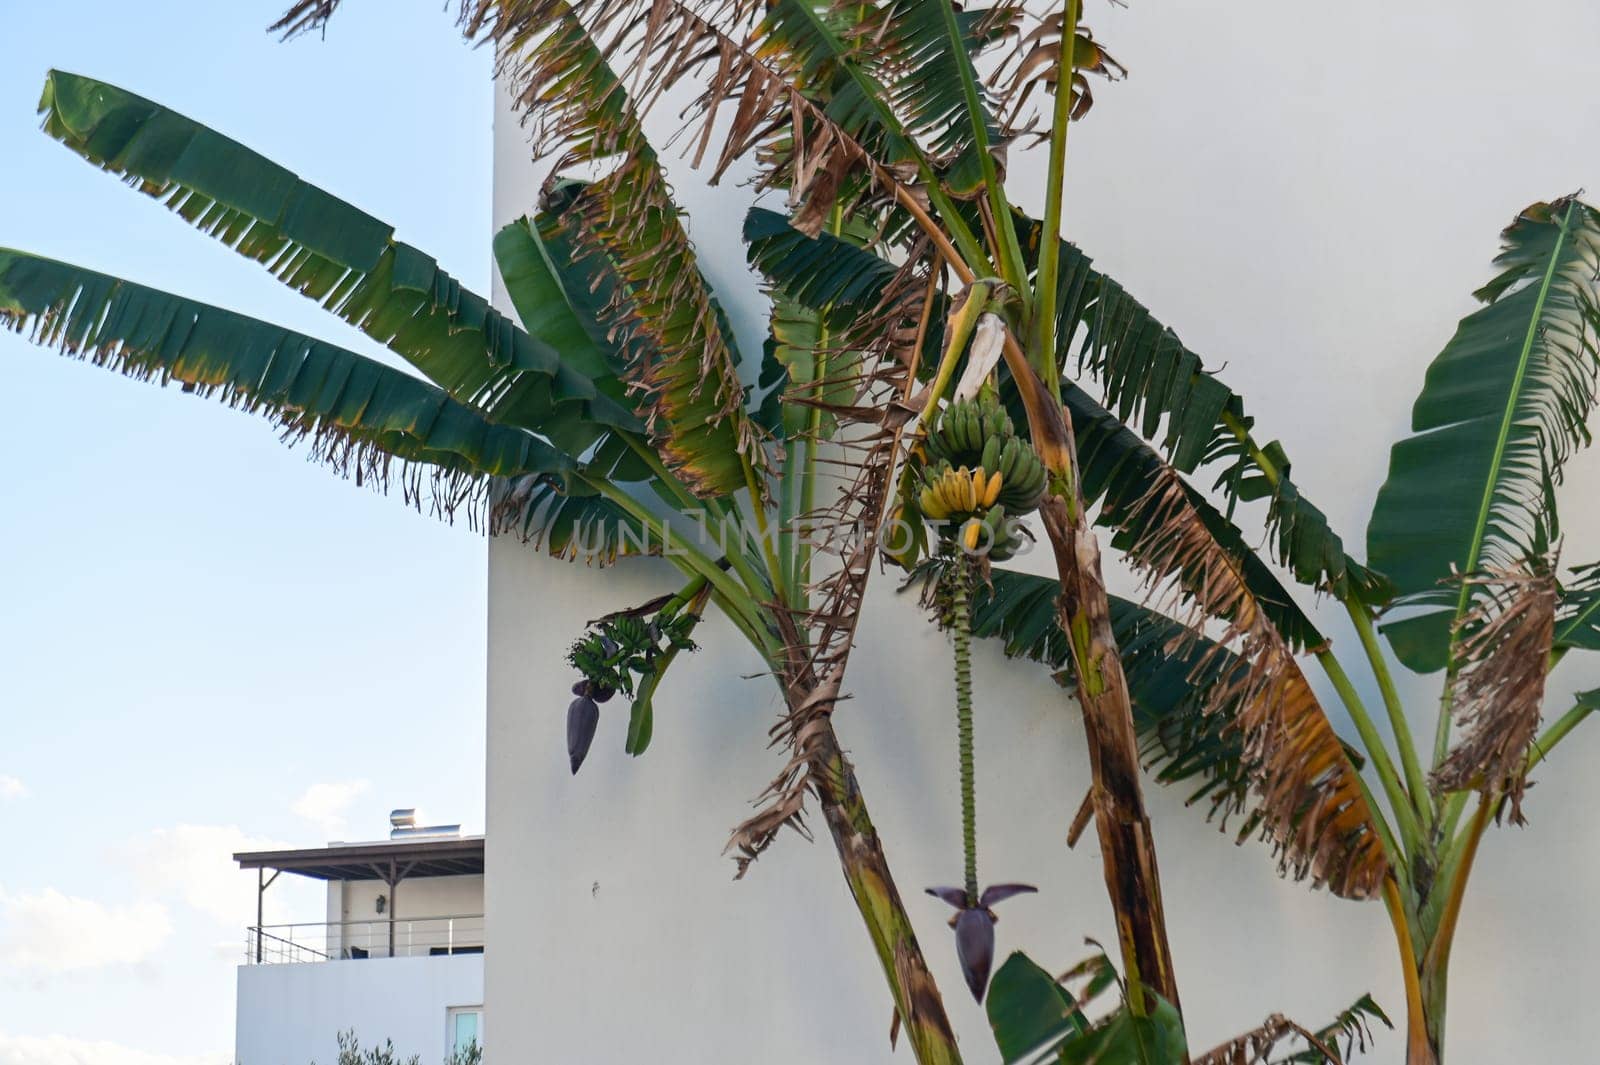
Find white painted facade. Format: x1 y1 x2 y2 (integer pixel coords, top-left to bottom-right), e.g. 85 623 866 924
484 3 1600 1063
236 954 484 1065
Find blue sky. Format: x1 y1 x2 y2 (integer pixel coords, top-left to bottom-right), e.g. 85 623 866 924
0 4 494 1061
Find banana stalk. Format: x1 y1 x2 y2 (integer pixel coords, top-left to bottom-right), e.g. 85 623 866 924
999 334 1184 1027
795 677 964 1064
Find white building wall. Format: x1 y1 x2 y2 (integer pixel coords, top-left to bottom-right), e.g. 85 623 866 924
236 955 484 1065
485 3 1600 1062
325 873 486 957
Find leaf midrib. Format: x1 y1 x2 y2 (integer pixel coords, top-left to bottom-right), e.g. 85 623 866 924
1447 200 1575 651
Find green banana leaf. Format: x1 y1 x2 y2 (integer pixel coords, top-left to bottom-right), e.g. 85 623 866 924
985 950 1186 1065
1368 196 1600 672
487 15 762 497
1555 562 1600 651
912 563 1253 817
1034 218 1387 607
1063 383 1325 651
0 249 562 500
36 69 640 460
751 208 1377 619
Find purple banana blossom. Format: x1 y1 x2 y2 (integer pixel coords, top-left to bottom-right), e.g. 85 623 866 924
567 694 599 774
926 883 1037 1002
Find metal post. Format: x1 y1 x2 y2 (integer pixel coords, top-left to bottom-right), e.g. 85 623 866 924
255 868 264 964
387 859 397 958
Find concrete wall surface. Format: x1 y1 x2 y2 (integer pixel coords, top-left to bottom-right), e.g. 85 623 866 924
236 955 483 1065
485 3 1600 1062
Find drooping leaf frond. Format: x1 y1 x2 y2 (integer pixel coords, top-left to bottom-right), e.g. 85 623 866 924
1065 385 1326 652
934 565 1253 818
1432 564 1557 821
1113 469 1389 899
1369 196 1600 672
490 474 656 565
0 250 565 521
1037 220 1387 606
745 207 907 329
36 71 638 458
481 8 765 496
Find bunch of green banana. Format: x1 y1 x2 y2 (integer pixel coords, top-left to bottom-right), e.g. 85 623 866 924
991 436 1047 512
888 389 1047 566
925 392 1016 470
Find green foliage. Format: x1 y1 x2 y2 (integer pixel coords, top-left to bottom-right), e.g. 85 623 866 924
0 250 566 513
318 1031 481 1065
330 1030 417 1065
984 950 1186 1065
568 612 700 702
1062 384 1326 652
487 11 762 497
958 566 1252 818
36 71 639 459
1037 214 1389 608
1555 561 1600 650
444 1041 482 1065
1369 196 1600 671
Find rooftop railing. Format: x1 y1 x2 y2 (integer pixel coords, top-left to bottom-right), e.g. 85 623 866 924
244 913 484 965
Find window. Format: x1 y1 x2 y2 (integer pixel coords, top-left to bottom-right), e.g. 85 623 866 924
447 1007 483 1059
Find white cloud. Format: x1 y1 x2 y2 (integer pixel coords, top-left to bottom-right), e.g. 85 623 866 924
291 779 370 839
0 888 170 974
125 825 291 926
0 1031 222 1065
0 777 26 802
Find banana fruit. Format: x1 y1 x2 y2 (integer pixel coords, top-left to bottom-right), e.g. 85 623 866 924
892 386 1047 563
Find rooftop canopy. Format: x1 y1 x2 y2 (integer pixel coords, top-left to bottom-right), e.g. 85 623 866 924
234 835 484 882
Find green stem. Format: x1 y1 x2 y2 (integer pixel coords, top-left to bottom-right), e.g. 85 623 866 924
577 472 777 659
1030 0 1080 400
933 0 1029 305
740 454 788 605
796 207 840 606
1528 698 1595 772
779 437 801 598
1317 650 1425 854
952 561 977 901
1351 771 1406 895
621 434 770 603
924 281 992 422
1346 600 1434 831
1420 799 1491 1061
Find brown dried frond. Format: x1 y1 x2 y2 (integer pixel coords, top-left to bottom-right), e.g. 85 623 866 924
1432 564 1558 823
470 2 767 496
987 9 1126 142
1115 470 1389 899
465 0 928 235
1195 1014 1343 1065
725 254 937 871
269 0 339 38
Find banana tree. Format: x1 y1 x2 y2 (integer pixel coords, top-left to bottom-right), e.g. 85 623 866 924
8 0 1377 1057
923 195 1600 1063
0 63 966 1059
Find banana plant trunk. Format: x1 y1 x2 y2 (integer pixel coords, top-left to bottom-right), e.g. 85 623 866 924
785 675 964 1065
1001 348 1184 1026
1415 964 1444 1065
